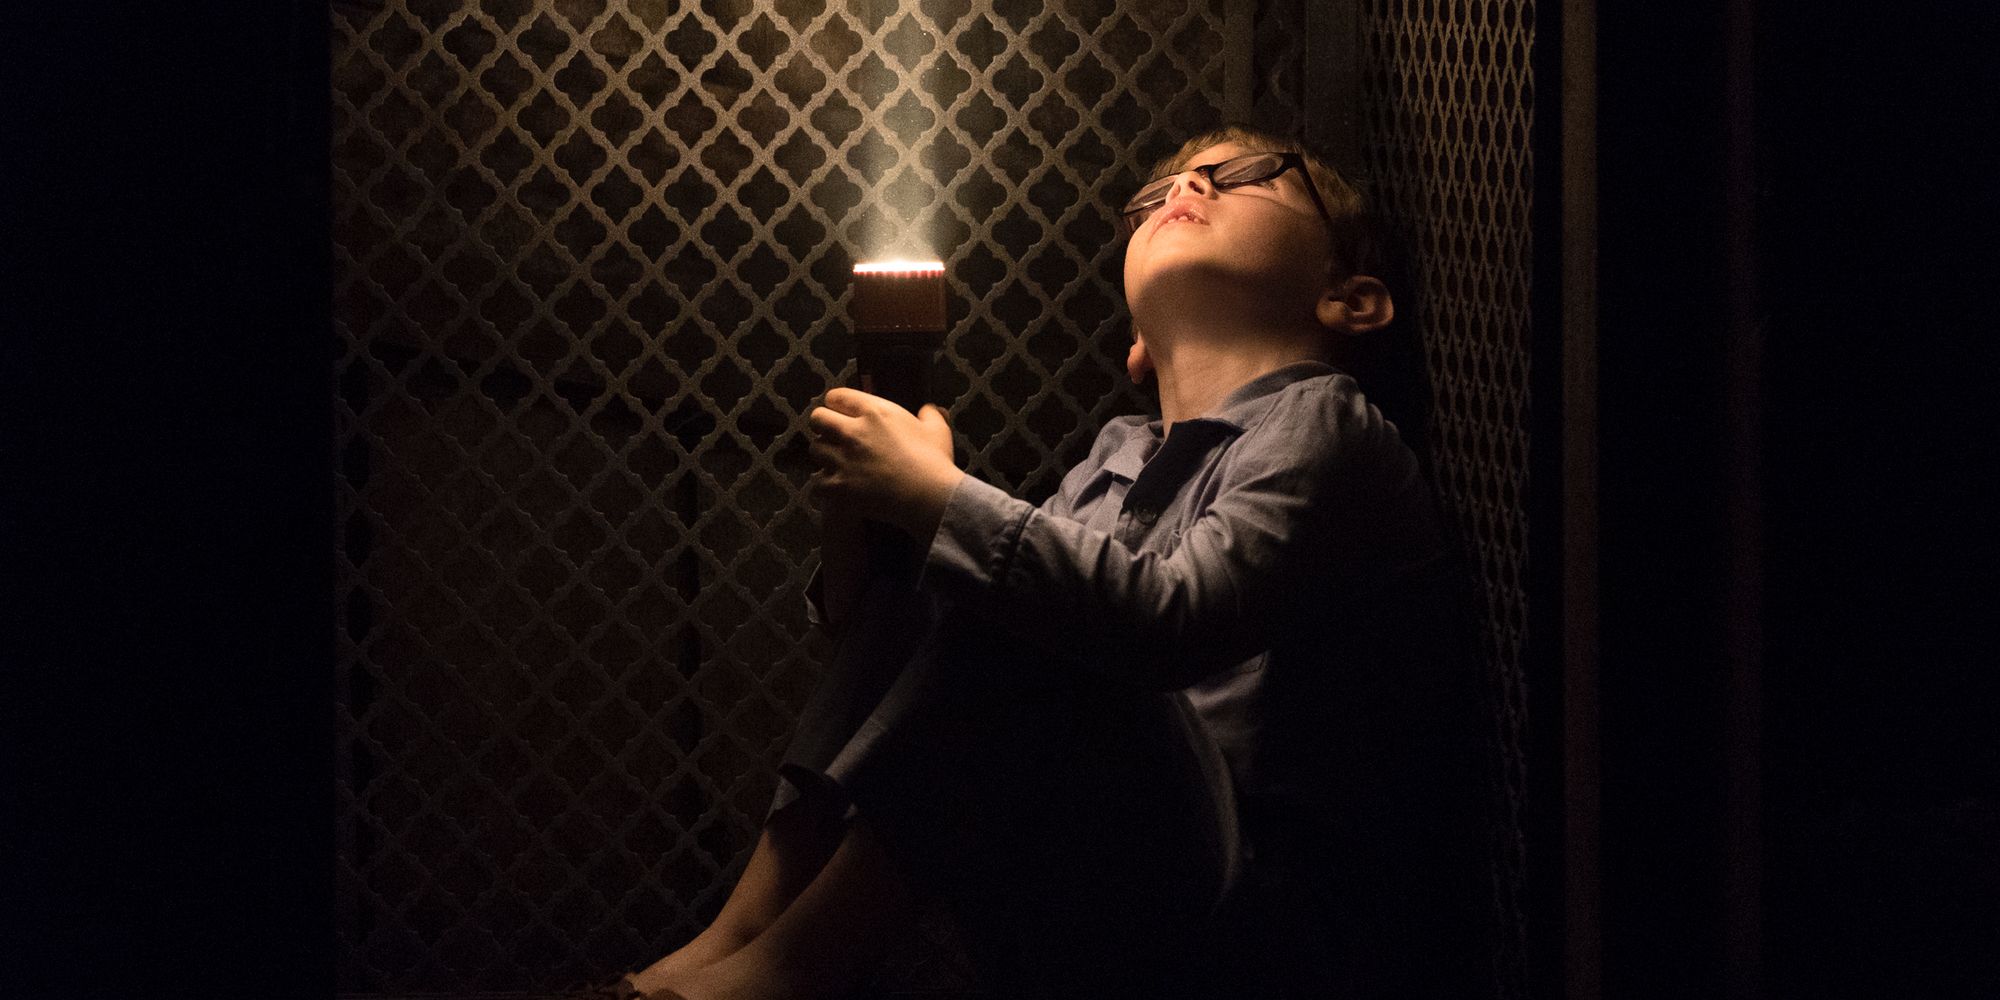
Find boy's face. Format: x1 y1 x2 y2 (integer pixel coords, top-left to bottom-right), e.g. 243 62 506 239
1121 140 1337 316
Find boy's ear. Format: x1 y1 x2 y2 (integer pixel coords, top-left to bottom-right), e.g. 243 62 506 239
1316 275 1395 335
1126 328 1155 384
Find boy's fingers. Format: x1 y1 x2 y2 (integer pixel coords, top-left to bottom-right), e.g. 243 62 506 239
808 441 842 469
821 387 856 412
821 387 876 416
804 473 837 508
916 404 954 453
807 405 856 439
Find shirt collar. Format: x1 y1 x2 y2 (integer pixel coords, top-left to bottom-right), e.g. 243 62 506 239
1196 360 1342 433
1100 428 1155 482
1096 361 1341 484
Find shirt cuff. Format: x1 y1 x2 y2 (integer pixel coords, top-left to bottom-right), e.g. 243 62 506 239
920 473 1034 599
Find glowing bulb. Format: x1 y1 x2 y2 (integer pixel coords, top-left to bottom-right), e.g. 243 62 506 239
854 260 945 274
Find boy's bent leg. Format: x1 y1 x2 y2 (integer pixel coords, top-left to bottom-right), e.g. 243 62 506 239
692 607 1235 994
661 816 914 1000
809 624 1239 994
947 686 1239 997
627 570 932 988
770 572 935 815
623 792 848 991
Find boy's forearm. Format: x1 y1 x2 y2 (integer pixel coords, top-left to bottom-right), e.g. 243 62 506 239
926 479 1270 688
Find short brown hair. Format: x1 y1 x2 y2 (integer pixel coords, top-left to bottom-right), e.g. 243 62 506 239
1145 124 1386 284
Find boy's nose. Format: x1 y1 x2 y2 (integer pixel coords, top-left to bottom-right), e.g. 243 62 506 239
1169 169 1214 198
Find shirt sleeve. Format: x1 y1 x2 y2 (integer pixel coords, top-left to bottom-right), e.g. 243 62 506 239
919 379 1419 690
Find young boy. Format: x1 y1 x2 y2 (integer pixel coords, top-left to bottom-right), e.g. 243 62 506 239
618 125 1486 1000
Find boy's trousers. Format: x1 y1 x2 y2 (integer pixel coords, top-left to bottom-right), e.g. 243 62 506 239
769 574 1241 996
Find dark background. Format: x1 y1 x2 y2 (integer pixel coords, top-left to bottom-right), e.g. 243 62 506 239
5 6 334 998
1588 3 2000 998
7 3 1997 999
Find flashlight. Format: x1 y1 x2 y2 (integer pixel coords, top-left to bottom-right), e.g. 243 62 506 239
850 260 947 413
845 260 949 581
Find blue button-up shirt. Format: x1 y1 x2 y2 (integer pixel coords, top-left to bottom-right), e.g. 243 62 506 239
919 360 1460 829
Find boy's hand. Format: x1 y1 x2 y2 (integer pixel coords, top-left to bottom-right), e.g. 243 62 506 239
807 388 962 541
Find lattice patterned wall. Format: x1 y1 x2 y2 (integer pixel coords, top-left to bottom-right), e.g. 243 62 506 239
1247 0 1307 138
1358 2 1537 996
333 0 1232 991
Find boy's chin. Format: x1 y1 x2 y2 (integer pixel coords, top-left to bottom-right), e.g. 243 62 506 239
1159 253 1241 287
1129 255 1283 306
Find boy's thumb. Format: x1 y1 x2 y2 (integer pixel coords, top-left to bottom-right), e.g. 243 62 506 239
917 403 953 450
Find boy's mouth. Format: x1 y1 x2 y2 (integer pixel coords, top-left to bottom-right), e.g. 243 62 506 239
1157 202 1207 227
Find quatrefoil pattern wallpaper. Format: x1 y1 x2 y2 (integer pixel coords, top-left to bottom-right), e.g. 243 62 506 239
333 0 1533 993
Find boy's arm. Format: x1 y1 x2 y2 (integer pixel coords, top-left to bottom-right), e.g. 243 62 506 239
921 381 1426 689
804 381 1426 688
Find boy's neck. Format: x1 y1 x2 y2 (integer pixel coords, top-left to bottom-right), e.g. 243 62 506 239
1151 333 1324 434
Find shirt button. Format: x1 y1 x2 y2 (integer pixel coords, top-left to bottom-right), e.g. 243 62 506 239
1130 505 1159 525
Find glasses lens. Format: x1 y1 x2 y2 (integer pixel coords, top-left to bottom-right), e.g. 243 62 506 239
1118 176 1175 234
1122 176 1175 216
1211 152 1287 188
1117 153 1293 235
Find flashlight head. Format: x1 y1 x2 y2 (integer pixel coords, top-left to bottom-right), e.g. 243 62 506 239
850 260 947 412
851 260 947 339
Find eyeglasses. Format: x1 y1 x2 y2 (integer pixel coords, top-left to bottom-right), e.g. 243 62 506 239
1117 151 1334 237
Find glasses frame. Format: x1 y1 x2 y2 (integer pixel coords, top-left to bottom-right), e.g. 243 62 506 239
1117 151 1335 238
